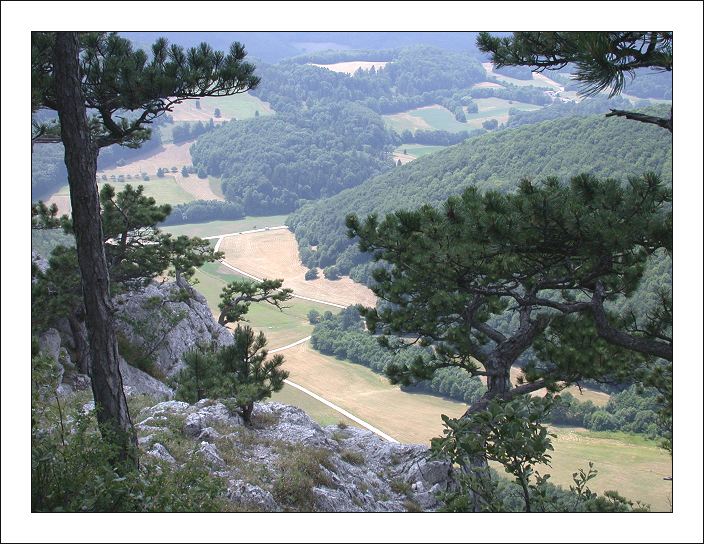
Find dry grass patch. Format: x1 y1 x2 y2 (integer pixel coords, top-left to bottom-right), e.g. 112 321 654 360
97 142 195 178
219 229 376 308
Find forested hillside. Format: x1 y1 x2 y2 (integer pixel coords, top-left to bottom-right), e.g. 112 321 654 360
250 46 486 114
287 107 672 279
190 101 396 214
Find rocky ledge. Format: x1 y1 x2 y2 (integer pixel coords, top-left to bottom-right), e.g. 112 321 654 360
133 399 455 512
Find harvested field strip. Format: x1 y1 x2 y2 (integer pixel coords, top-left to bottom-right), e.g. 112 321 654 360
161 215 289 238
219 229 376 308
278 341 467 445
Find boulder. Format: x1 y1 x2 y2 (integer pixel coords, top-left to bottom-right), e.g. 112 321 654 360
196 442 225 468
130 398 455 512
147 443 176 464
227 480 280 512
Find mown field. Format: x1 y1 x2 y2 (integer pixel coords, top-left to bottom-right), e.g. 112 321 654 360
48 176 196 215
384 97 544 135
482 62 563 90
219 229 377 308
166 92 274 126
269 383 361 429
161 215 289 238
192 260 331 349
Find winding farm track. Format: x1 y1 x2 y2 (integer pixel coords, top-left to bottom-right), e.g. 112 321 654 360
270 336 398 443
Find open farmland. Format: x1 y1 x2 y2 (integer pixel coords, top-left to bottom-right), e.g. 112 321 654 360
465 96 542 128
46 142 229 213
310 60 388 75
277 341 468 444
546 427 672 511
393 145 447 164
167 92 273 123
47 176 196 215
192 261 330 348
269 383 361 428
279 341 667 508
482 61 564 90
384 104 470 134
98 142 195 178
219 229 377 308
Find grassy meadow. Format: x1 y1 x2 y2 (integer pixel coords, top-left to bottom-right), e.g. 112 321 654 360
161 215 289 238
394 144 447 159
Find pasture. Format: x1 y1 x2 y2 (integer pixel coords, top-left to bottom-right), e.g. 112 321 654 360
192 261 330 348
384 104 470 134
167 92 273 123
277 341 468 445
219 229 377 308
465 97 542 128
48 176 196 215
394 145 447 160
268 383 361 428
280 340 667 509
310 61 388 75
546 426 672 511
98 142 194 178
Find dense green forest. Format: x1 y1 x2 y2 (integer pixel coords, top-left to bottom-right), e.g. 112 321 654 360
310 308 486 404
190 101 396 214
161 199 246 225
287 107 672 279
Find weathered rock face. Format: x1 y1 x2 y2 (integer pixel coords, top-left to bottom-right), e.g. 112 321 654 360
134 400 455 513
113 280 233 378
36 278 229 399
119 357 173 400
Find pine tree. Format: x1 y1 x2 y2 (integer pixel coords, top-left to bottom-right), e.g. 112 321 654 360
216 325 289 424
218 278 293 326
32 32 259 463
347 173 671 417
476 32 672 131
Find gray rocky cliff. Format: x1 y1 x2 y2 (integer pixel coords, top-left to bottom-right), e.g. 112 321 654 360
134 400 455 512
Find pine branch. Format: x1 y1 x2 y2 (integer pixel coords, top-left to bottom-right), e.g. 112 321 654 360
605 108 672 132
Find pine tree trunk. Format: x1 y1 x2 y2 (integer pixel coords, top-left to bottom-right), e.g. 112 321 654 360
53 32 136 464
67 312 90 375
